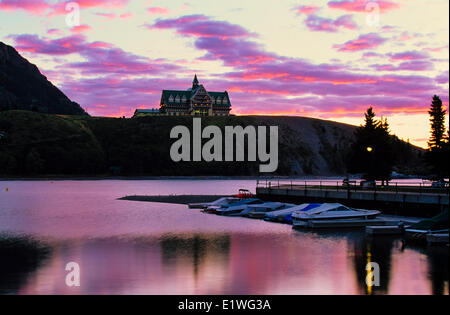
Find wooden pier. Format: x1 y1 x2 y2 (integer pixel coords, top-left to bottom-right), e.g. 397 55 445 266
256 180 449 217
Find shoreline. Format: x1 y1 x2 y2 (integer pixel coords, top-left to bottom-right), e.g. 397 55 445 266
119 195 230 205
0 175 423 181
0 175 351 181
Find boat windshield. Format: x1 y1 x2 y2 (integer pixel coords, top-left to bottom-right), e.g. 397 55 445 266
328 206 351 211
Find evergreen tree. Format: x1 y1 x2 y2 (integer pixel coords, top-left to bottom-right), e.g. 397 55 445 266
364 107 377 130
428 95 446 150
347 107 394 183
425 95 449 179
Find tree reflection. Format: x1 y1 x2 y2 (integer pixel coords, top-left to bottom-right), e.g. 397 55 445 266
351 235 396 295
0 235 51 294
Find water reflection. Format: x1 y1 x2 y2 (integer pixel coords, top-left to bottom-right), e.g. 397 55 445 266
0 236 51 294
160 233 231 284
404 244 449 295
0 180 448 295
351 235 396 295
2 232 449 295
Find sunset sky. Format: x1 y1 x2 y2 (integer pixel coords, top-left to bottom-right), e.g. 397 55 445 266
0 0 448 147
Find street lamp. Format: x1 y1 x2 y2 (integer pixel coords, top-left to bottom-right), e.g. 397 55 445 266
366 146 373 152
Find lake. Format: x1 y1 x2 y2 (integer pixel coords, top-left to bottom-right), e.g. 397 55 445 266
0 179 448 295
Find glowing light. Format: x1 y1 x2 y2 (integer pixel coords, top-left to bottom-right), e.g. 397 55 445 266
366 147 373 152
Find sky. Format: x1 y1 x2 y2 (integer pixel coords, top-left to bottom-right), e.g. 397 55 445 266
0 0 448 148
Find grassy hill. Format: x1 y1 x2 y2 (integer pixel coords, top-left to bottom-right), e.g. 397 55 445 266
0 110 422 177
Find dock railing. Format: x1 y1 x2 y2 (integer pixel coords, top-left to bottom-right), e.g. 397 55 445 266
256 179 450 196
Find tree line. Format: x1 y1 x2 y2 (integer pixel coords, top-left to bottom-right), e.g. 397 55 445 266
347 95 449 183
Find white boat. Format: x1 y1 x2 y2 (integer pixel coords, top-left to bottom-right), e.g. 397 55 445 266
264 203 322 223
188 197 239 209
243 202 296 219
215 198 265 216
292 203 381 228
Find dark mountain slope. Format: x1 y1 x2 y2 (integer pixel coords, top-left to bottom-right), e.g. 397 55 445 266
0 42 87 115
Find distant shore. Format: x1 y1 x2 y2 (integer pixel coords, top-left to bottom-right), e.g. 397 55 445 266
0 175 349 181
119 195 230 205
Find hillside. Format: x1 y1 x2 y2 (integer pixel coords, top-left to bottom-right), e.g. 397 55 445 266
0 42 87 115
0 110 422 177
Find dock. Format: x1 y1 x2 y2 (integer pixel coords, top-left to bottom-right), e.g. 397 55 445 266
427 233 449 245
256 180 449 217
296 218 387 229
366 225 404 235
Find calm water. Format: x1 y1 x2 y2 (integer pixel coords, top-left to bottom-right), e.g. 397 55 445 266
0 180 448 295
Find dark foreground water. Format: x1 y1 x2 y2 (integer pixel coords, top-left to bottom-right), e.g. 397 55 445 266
0 180 448 295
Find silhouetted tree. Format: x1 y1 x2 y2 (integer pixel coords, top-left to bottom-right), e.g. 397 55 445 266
428 95 447 150
347 107 394 184
365 107 377 130
425 95 449 179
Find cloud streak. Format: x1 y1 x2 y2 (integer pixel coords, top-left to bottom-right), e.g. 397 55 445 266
333 33 386 51
328 0 399 13
304 14 357 32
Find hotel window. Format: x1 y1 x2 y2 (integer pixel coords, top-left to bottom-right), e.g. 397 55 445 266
175 95 180 103
169 95 174 102
182 95 187 102
216 97 222 105
223 98 228 104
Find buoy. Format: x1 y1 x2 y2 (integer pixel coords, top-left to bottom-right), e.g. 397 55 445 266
5 187 8 192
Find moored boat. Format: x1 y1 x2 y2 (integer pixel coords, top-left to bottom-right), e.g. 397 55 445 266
292 203 381 228
403 209 449 245
243 202 296 219
264 203 322 223
212 198 264 215
188 197 239 209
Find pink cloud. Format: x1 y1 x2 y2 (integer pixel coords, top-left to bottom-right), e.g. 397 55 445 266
333 33 386 51
371 60 434 71
147 7 170 15
423 45 448 53
95 12 117 19
328 0 399 13
119 12 133 19
388 51 429 61
94 11 133 19
0 0 49 14
11 34 91 55
1 0 131 16
148 15 254 39
304 14 357 32
436 71 449 85
49 0 130 16
47 28 64 36
398 31 419 41
10 34 182 76
295 5 320 15
362 52 381 58
71 24 92 34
